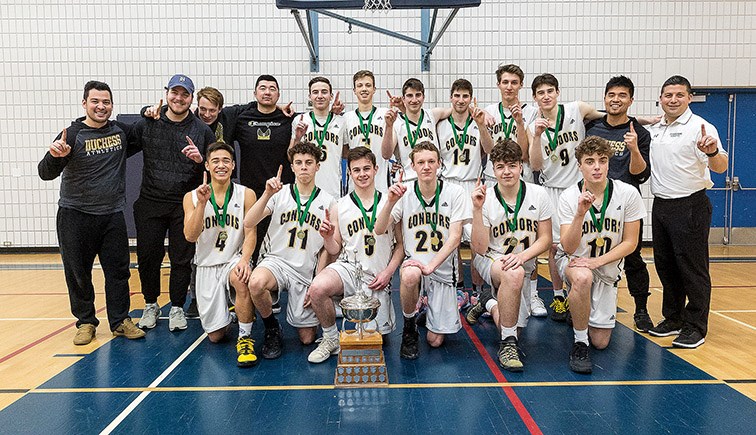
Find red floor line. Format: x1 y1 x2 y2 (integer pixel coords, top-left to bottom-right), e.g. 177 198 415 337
460 314 542 435
0 306 107 364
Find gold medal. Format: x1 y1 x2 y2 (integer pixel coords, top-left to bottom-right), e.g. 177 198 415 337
458 153 468 163
550 154 558 162
508 237 518 247
366 235 376 246
297 230 306 239
596 237 605 247
430 236 440 246
218 231 228 241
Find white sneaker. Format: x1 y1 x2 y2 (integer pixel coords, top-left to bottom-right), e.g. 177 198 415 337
169 306 187 331
530 295 548 317
139 303 160 329
307 335 340 363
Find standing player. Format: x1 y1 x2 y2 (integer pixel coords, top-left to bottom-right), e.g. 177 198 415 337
585 76 654 332
381 78 445 183
243 142 335 360
467 140 553 371
183 142 258 366
343 70 391 192
306 147 404 363
291 76 347 199
483 64 544 317
556 136 646 373
527 73 604 322
374 141 472 359
38 81 145 344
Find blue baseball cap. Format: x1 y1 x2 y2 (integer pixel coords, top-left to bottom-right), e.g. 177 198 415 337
165 74 195 94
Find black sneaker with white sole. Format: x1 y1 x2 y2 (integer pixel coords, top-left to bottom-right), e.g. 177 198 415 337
633 309 654 332
649 319 682 337
672 325 705 349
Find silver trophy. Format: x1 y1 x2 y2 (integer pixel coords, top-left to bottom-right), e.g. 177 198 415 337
339 249 381 340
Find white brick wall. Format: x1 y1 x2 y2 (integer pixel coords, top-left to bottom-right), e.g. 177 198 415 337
1 0 754 247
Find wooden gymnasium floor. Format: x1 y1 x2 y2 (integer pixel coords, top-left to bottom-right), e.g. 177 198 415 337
0 247 754 434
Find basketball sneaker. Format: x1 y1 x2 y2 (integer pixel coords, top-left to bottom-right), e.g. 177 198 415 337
649 319 682 337
569 342 592 374
308 335 340 363
672 325 705 349
236 336 258 367
498 336 523 372
549 297 569 322
261 325 283 359
73 324 96 345
400 325 419 359
633 309 654 332
465 287 493 325
139 303 160 329
169 306 187 331
530 295 548 317
113 318 146 340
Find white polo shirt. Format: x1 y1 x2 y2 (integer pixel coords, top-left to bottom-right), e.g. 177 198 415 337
648 108 726 199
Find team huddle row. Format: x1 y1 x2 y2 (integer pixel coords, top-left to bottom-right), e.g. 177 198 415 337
40 64 727 375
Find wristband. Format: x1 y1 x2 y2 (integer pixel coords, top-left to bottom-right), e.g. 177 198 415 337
705 149 719 158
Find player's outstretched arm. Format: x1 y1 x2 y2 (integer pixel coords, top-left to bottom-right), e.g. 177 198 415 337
374 172 405 235
244 166 282 228
424 220 463 274
470 179 489 255
183 172 210 243
239 189 259 265
320 204 342 256
381 107 399 159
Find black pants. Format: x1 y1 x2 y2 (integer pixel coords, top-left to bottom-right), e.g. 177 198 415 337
133 197 194 307
57 208 131 331
624 220 650 301
652 190 712 336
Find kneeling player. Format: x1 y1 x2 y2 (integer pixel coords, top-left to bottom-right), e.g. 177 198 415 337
243 142 335 362
375 141 472 359
467 140 553 371
557 136 645 374
307 147 404 363
183 142 258 365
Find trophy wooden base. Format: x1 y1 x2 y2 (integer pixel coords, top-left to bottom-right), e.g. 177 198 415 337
334 330 388 388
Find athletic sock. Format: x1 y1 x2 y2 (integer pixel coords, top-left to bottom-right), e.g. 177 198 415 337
573 328 589 345
262 313 279 330
530 279 538 297
554 289 566 299
485 298 498 313
322 323 338 340
238 322 253 338
501 325 517 341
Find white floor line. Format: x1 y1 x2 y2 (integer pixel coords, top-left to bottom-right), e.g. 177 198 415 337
99 332 207 435
0 318 76 321
712 309 756 313
710 311 756 332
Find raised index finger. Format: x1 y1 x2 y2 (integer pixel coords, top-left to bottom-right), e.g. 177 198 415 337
276 165 283 180
629 122 635 133
203 171 207 186
334 91 340 102
701 124 707 137
61 128 67 143
386 90 393 100
398 170 403 184
185 136 195 147
325 208 330 221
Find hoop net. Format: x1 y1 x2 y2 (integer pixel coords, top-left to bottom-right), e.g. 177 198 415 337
363 0 392 12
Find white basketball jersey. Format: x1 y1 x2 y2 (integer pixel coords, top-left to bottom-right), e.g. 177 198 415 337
557 179 646 283
192 183 247 267
261 184 335 279
529 101 586 188
483 102 538 182
392 109 439 182
437 115 484 182
391 180 472 284
344 107 391 192
337 190 394 278
292 112 346 198
481 181 553 272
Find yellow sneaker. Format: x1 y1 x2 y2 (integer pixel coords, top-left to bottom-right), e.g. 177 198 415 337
237 336 258 367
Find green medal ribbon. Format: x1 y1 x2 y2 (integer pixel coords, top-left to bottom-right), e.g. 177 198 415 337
208 182 232 228
310 112 333 149
494 181 524 232
449 115 473 153
580 179 614 233
543 104 564 153
414 180 441 233
294 184 320 230
351 190 379 233
403 110 425 148
498 102 516 139
357 107 376 144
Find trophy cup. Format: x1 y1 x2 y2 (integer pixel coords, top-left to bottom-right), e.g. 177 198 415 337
334 250 388 387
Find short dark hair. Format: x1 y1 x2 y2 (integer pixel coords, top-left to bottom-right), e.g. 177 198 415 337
409 141 440 163
661 75 692 95
288 141 322 162
353 70 375 87
576 136 612 162
489 139 522 164
450 78 473 97
347 146 377 168
205 142 235 160
309 76 332 94
255 75 279 89
83 81 112 101
531 73 559 95
402 78 425 96
495 64 524 84
605 76 635 98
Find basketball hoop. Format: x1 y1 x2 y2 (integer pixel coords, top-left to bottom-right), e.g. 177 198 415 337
363 0 392 12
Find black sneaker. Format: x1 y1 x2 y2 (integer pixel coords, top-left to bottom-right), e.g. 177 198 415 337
400 327 419 359
633 309 654 332
649 319 682 337
261 326 283 359
549 296 569 322
569 342 592 374
466 287 493 325
186 299 199 318
672 325 705 349
498 336 523 372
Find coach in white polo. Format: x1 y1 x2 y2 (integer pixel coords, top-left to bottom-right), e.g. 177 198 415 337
647 75 728 349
